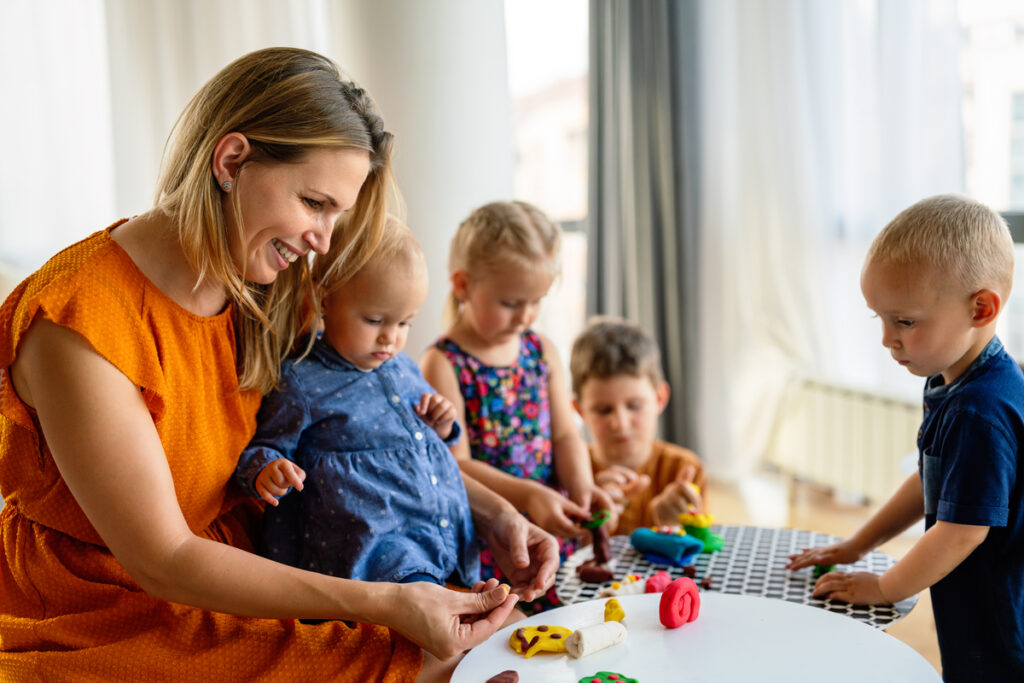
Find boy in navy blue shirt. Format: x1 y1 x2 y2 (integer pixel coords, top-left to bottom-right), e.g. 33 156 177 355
234 218 479 587
787 194 1024 680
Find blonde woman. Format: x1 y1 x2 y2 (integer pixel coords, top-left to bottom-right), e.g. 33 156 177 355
0 48 556 681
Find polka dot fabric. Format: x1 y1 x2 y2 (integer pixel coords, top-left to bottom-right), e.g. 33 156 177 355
0 225 421 680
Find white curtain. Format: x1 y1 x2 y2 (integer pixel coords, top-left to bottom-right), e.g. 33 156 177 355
695 0 963 479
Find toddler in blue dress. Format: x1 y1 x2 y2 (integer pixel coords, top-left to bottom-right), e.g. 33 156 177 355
234 217 479 586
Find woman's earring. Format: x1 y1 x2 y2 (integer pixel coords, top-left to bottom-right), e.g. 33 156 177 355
221 180 233 191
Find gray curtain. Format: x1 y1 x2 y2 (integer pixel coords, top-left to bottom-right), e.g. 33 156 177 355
587 0 700 447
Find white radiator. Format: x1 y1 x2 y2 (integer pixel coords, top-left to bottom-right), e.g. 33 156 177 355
763 377 921 504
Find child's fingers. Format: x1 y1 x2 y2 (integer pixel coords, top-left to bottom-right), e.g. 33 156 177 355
258 489 280 506
676 464 698 485
620 473 651 497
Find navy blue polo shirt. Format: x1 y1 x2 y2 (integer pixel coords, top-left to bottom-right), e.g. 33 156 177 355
919 336 1024 681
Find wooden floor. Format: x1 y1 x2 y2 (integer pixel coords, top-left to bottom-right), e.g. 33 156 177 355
705 468 941 675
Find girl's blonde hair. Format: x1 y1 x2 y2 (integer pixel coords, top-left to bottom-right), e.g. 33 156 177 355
443 200 561 326
866 194 1013 297
155 47 395 393
312 215 422 298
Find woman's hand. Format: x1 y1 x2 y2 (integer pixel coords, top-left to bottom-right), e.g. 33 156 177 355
254 459 306 506
386 581 519 660
478 506 559 602
786 539 867 571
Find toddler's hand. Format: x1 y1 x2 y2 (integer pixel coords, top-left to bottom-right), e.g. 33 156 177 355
255 458 306 506
786 539 866 571
812 570 891 605
416 393 457 440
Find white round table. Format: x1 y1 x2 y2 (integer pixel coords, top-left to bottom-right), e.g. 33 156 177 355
453 592 939 682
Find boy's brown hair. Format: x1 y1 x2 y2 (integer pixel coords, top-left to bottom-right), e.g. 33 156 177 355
570 316 664 396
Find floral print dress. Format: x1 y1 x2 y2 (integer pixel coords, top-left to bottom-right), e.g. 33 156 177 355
434 331 576 612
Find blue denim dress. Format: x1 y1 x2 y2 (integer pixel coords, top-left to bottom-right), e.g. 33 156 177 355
234 337 480 586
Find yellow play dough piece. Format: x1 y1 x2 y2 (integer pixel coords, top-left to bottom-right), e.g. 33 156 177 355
678 512 715 528
508 624 573 658
604 598 625 622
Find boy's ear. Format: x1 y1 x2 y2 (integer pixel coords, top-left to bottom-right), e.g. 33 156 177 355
450 270 470 300
970 289 1002 327
655 381 671 413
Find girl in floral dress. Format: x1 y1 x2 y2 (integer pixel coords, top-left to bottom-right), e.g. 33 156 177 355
421 200 614 613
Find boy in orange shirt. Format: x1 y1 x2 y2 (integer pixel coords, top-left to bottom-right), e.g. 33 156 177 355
570 317 707 533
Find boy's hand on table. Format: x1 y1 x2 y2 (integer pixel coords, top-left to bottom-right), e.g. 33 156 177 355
786 539 866 571
811 570 892 605
416 392 457 440
389 581 519 660
254 459 306 506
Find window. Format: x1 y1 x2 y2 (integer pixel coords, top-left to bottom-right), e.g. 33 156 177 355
960 2 1024 358
504 0 588 365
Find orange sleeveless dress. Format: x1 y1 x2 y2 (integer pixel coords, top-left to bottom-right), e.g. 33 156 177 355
0 224 422 681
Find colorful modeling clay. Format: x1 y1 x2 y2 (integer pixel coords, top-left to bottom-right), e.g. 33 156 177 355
813 563 836 578
566 621 627 658
577 672 638 683
678 512 724 552
630 527 704 565
508 625 572 658
598 574 646 597
578 563 615 583
604 598 625 622
582 509 612 529
485 671 519 683
644 569 672 593
659 577 701 629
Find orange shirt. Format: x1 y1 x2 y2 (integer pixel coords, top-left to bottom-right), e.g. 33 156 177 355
590 440 708 534
0 225 420 681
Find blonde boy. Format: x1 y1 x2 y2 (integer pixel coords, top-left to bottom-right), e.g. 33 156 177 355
570 317 707 533
787 195 1024 680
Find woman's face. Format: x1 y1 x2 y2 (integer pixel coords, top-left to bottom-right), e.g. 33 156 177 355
224 147 371 284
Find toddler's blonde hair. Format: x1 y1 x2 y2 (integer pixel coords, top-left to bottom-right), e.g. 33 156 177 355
444 200 561 326
313 215 423 298
866 194 1013 298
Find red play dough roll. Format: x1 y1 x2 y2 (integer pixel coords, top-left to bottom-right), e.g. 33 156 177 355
659 577 700 628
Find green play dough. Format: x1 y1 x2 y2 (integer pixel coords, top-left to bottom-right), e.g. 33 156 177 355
684 525 723 553
577 672 638 683
813 564 836 578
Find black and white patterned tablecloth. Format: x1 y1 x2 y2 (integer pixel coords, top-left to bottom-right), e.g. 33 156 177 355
556 525 918 629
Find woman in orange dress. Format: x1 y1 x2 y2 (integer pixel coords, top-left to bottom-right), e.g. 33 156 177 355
0 47 558 682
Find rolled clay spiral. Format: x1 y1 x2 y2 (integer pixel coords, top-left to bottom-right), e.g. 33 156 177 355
659 577 701 629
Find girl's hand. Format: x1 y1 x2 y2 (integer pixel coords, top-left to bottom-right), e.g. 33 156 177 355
649 465 704 525
254 459 306 506
415 393 457 440
386 581 519 660
811 571 891 605
786 539 867 571
523 483 591 539
476 508 559 602
584 484 619 532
